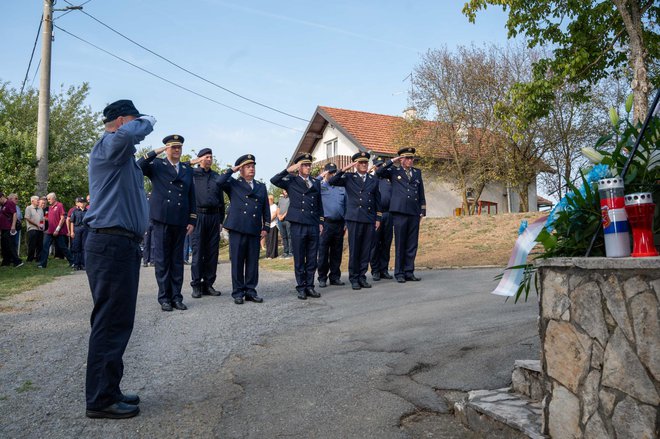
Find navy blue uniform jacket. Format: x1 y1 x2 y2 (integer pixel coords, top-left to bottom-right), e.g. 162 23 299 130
375 161 426 216
328 171 382 223
137 152 197 227
217 169 270 236
270 170 324 225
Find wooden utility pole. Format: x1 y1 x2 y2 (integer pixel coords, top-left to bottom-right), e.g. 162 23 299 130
35 0 53 196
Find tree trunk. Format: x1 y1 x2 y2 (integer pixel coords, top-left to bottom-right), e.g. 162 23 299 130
612 0 650 122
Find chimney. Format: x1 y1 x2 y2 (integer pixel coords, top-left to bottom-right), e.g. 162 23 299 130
402 107 417 120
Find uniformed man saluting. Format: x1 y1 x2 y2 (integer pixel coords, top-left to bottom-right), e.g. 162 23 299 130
188 148 225 299
375 147 426 283
218 154 269 304
328 152 381 290
270 153 324 300
137 135 197 312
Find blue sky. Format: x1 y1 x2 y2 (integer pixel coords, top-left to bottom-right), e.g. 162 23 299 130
2 0 513 182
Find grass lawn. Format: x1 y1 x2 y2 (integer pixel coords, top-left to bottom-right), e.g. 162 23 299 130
0 259 75 302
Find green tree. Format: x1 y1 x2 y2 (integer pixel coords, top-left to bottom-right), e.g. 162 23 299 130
0 81 101 208
463 0 660 122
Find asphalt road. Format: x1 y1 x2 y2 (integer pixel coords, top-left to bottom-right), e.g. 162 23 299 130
0 264 539 438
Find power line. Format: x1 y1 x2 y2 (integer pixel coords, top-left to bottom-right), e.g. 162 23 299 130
53 24 303 133
20 14 43 94
30 59 42 89
54 0 93 20
62 2 308 122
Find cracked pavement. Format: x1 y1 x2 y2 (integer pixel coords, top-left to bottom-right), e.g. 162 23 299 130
0 265 539 438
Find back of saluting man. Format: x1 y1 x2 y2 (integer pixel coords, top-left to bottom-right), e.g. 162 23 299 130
270 153 324 300
375 147 426 283
137 134 197 312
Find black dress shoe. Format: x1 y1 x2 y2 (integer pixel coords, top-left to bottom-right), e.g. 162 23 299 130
359 280 372 288
297 291 307 300
318 280 327 288
405 275 421 281
161 302 173 312
245 295 264 303
120 393 140 405
351 283 362 290
191 287 203 299
330 280 345 286
396 277 406 283
173 301 188 310
234 297 244 304
205 286 221 296
86 402 140 419
381 272 393 279
306 287 321 298
372 273 381 281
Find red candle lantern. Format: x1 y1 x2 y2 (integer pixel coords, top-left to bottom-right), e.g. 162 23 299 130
624 192 659 257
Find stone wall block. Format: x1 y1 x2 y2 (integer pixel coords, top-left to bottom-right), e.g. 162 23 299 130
651 278 660 303
581 370 601 425
591 341 604 369
623 275 650 300
548 384 580 439
629 292 660 382
541 270 570 320
612 396 657 439
584 412 612 439
602 328 660 405
570 281 608 345
596 273 635 343
599 387 617 417
544 320 592 393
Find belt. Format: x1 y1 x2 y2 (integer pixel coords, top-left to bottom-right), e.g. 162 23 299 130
197 207 222 214
90 227 142 243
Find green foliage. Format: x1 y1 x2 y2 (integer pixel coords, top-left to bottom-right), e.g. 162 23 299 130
0 81 101 208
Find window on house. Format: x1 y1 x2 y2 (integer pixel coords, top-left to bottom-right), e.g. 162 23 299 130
325 138 338 158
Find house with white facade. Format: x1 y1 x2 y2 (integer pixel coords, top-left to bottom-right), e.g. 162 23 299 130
290 106 552 217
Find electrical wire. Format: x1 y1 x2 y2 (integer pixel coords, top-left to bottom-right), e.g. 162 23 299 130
54 0 93 20
20 15 43 94
62 1 308 122
30 59 42 89
53 24 303 132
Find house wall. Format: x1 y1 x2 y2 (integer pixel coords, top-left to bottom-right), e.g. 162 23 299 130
311 125 358 160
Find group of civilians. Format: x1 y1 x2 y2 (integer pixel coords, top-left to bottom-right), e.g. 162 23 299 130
0 191 89 270
262 189 292 260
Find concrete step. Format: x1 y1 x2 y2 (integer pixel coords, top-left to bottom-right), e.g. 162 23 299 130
454 387 546 439
511 359 547 402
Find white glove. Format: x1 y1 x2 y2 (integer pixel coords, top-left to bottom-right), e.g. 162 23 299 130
139 115 157 126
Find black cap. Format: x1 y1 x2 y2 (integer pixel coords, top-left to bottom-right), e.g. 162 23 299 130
294 153 313 165
197 148 212 158
102 99 144 123
324 162 338 173
75 197 85 203
397 146 416 157
235 154 256 167
163 134 184 146
373 156 385 167
351 151 370 162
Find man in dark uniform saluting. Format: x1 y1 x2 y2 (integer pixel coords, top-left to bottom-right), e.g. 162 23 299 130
271 153 324 300
84 99 155 419
369 157 394 281
375 147 426 283
188 148 225 298
329 152 381 290
218 154 269 304
138 135 197 311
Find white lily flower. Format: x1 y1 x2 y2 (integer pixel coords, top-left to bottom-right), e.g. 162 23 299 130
581 147 605 164
649 149 660 171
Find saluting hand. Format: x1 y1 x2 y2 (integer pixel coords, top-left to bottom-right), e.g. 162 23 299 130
341 162 356 172
286 163 300 173
391 156 404 164
231 164 242 173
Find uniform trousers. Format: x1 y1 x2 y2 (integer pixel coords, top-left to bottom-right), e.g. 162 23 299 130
346 220 375 284
392 213 420 279
26 229 43 262
317 219 344 283
290 222 319 292
71 225 88 268
85 232 141 410
370 212 393 275
228 230 260 299
142 222 154 264
152 221 186 305
191 212 221 289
